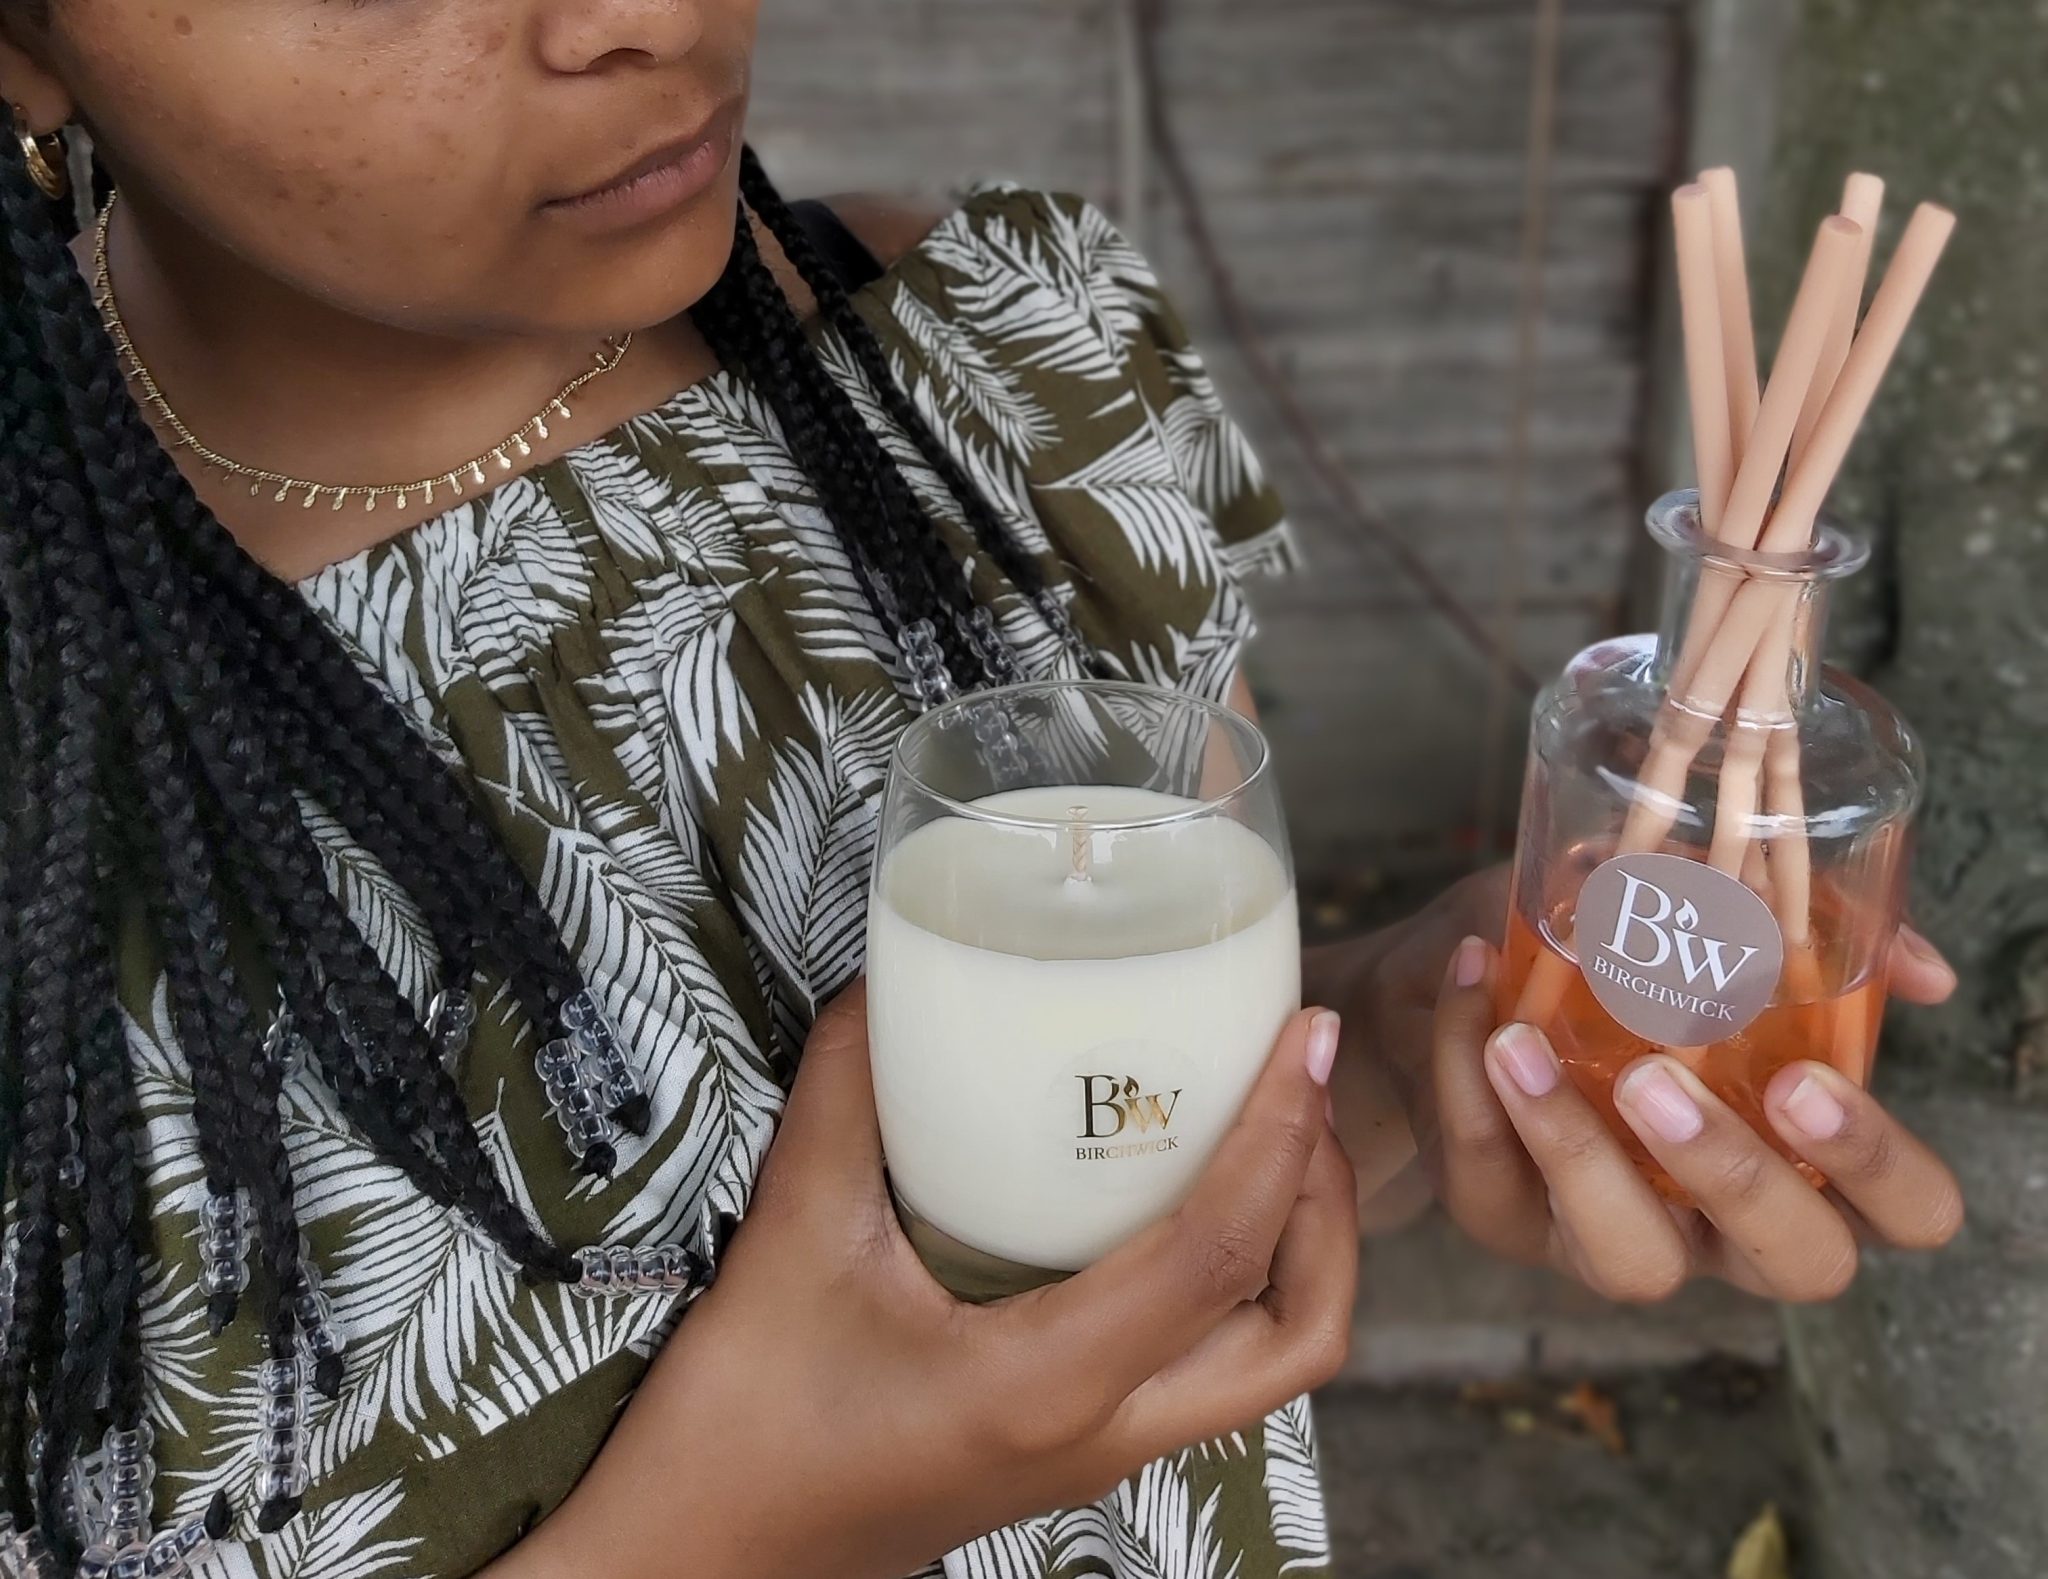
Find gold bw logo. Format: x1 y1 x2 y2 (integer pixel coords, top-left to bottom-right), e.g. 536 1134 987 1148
1076 1076 1183 1161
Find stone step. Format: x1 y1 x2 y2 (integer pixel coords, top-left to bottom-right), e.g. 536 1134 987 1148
1345 1212 1785 1385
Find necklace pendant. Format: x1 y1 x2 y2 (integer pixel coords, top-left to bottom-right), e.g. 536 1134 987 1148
94 193 631 520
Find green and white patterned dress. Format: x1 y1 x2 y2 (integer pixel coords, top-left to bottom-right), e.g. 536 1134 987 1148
114 185 1328 1579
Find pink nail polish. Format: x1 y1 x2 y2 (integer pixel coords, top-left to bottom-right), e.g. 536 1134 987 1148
1619 1065 1704 1145
1453 936 1488 991
1783 1075 1847 1141
1306 1012 1341 1087
1491 1024 1559 1099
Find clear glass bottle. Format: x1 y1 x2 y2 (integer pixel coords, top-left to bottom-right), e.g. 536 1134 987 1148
1499 490 1924 1194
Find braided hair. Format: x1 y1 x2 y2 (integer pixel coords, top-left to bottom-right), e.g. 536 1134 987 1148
0 129 1072 1568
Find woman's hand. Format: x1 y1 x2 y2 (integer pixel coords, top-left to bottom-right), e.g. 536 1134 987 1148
506 985 1357 1579
1370 867 1964 1303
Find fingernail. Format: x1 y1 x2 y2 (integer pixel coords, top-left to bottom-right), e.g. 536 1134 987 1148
1619 1064 1704 1145
1901 925 1940 963
1782 1074 1847 1141
1491 1024 1559 1099
1902 927 1958 984
1306 1012 1341 1087
1452 936 1488 991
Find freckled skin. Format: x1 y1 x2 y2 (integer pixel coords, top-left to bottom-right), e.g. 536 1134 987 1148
0 0 775 575
6 0 762 337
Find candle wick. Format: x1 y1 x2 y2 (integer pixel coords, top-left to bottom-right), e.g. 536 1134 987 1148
1066 805 1092 885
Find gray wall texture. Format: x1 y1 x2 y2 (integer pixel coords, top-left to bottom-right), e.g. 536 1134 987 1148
749 0 1690 884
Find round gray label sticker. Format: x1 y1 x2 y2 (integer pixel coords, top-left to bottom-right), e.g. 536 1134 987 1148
1575 853 1784 1045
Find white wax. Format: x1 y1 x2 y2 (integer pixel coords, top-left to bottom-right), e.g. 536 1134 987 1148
868 786 1300 1271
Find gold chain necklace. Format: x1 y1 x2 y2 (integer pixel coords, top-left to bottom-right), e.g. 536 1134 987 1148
91 195 634 516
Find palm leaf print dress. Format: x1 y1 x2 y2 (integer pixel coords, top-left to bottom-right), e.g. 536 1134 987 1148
96 186 1331 1579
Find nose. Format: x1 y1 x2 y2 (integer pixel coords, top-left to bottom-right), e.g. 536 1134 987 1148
536 0 706 74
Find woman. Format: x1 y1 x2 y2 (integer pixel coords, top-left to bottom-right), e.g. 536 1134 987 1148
0 3 1966 1577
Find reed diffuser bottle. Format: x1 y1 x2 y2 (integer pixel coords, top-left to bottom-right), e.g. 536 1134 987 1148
1500 165 1954 1192
1499 492 1921 1188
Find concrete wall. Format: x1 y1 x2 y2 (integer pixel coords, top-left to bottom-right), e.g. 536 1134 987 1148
1744 3 2048 1574
750 0 1691 887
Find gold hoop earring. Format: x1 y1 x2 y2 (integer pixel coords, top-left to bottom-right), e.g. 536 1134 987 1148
14 120 69 202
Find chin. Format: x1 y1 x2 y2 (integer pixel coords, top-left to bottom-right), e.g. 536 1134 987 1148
521 174 744 336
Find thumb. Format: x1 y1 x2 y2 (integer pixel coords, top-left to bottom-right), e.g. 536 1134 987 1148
759 980 886 1196
1016 1006 1339 1401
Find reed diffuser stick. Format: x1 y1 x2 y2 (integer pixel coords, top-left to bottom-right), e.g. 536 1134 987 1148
1636 207 1952 842
1792 173 1886 469
1675 205 1952 999
1673 184 1736 535
1751 173 1887 991
1665 215 1865 702
1759 202 1958 554
1510 190 1953 1031
1702 168 1763 455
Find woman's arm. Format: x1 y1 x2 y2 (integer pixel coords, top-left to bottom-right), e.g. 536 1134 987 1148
481 986 1357 1579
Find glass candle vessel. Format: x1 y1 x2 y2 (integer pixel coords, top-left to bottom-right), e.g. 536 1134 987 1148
868 680 1301 1302
1500 490 1923 1196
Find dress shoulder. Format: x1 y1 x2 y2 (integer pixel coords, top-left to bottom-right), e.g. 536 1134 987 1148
876 184 1299 585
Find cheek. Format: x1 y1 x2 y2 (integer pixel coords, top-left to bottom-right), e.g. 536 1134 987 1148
74 5 531 326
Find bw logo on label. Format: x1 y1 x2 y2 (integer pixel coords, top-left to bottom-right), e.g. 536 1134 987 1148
1074 1075 1184 1161
1575 852 1785 1045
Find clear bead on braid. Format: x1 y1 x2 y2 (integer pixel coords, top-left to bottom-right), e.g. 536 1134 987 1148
196 1189 251 1332
253 1351 313 1533
262 993 310 1082
425 980 478 1078
92 1421 156 1555
571 1245 711 1299
899 619 958 711
290 1251 346 1401
533 988 650 1180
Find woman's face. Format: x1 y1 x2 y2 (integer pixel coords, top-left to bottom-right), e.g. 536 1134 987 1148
0 0 761 336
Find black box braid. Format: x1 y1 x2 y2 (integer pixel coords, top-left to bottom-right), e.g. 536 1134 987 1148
0 128 1063 1565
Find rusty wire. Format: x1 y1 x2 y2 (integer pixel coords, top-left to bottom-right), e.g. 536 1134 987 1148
1474 0 1570 851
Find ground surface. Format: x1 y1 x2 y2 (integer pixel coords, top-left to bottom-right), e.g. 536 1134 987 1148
1319 1215 1798 1578
1319 1364 1796 1579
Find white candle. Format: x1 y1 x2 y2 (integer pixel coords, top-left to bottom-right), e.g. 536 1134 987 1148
868 785 1301 1273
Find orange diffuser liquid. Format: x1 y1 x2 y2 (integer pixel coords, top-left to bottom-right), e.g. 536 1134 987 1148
1498 902 1887 1199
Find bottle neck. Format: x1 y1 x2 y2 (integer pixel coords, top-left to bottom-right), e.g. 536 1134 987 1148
1652 555 1834 718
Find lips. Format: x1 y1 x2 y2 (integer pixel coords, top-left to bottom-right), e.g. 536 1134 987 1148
546 97 744 212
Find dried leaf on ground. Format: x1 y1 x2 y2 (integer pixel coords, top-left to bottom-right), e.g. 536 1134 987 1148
1557 1380 1630 1456
1727 1504 1792 1579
